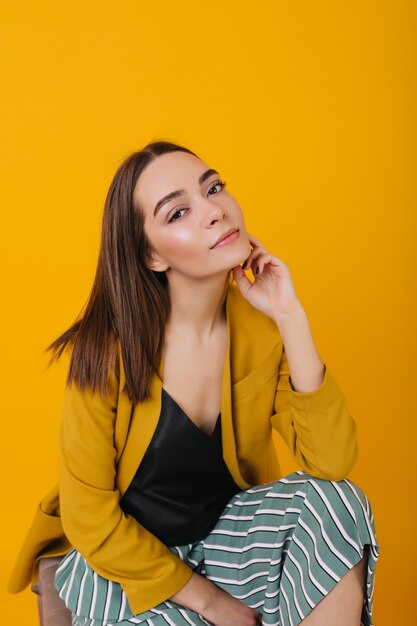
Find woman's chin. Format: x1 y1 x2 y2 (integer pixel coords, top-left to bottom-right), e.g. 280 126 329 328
238 239 252 263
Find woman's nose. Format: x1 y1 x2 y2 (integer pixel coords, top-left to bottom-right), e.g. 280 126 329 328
205 200 225 224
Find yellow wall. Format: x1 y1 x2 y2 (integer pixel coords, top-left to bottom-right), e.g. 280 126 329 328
1 1 415 623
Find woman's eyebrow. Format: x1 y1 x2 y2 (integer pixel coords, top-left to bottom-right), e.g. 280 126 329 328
153 168 219 218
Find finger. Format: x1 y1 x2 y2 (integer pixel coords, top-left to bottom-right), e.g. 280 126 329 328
246 232 265 248
255 252 274 275
232 264 255 296
246 249 273 274
242 245 266 270
256 252 288 272
246 234 286 268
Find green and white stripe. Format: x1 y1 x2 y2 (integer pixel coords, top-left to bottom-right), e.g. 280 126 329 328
54 470 379 626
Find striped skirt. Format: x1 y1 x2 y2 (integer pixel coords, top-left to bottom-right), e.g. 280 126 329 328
54 470 380 626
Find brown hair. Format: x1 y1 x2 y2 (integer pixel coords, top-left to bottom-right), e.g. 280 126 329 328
45 139 220 405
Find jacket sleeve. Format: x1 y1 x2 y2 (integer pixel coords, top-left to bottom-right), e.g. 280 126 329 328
58 366 193 615
270 343 358 480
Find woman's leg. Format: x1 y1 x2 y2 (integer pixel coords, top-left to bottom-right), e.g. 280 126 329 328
51 472 379 626
201 470 380 626
300 545 369 625
32 556 72 626
54 543 212 626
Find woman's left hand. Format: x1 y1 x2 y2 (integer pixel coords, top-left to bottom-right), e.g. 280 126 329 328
232 233 303 321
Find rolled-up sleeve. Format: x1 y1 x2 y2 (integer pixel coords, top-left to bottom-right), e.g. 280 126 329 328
270 344 358 481
58 366 193 615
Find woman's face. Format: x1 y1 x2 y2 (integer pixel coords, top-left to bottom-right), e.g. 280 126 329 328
134 151 251 279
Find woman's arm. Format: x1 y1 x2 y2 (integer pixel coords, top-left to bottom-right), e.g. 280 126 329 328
169 572 262 626
232 234 358 482
58 366 193 615
272 302 326 392
270 317 358 481
60 367 262 624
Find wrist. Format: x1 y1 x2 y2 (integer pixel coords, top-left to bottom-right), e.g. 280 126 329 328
170 571 219 614
194 575 221 613
273 300 306 327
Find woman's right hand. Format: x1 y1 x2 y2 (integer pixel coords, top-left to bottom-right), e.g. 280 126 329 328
169 571 262 626
201 585 263 626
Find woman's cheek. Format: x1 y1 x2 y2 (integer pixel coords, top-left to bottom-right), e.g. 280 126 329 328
162 233 199 261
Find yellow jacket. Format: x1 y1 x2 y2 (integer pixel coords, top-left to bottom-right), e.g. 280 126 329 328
7 281 358 614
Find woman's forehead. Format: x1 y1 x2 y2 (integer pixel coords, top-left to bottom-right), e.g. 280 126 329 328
134 152 210 211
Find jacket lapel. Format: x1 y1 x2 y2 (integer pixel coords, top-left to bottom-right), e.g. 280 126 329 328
220 285 252 489
116 365 163 498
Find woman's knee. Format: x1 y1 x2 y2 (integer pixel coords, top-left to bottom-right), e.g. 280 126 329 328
300 471 372 511
298 472 373 523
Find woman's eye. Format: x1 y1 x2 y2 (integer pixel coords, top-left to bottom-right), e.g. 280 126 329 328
208 180 227 195
168 208 186 223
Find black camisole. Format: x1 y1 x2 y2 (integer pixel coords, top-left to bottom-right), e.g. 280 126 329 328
119 387 242 547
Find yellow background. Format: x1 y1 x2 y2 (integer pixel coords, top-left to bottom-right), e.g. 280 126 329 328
1 1 416 623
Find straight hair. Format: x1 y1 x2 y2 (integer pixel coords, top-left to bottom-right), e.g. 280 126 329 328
45 140 227 405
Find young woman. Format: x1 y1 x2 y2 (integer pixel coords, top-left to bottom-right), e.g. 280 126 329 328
8 140 379 626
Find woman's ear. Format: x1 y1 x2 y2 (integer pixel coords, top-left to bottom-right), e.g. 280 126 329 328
145 251 169 273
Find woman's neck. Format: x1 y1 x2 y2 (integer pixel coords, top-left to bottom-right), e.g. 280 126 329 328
165 272 230 343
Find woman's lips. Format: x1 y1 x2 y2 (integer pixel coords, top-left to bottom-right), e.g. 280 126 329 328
211 229 240 249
